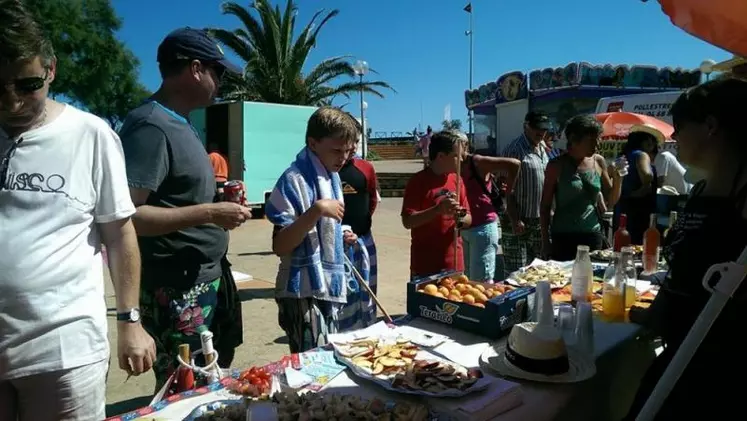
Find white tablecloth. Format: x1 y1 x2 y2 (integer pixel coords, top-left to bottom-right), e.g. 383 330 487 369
321 318 656 421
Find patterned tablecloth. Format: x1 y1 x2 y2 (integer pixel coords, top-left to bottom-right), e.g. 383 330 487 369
108 316 656 421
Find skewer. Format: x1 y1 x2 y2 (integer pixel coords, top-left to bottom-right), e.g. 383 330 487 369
343 253 394 323
454 138 463 269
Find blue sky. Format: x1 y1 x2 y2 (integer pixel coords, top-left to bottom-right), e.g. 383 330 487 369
113 0 729 134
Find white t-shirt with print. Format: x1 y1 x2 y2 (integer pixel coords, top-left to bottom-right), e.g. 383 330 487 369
0 105 135 380
654 150 691 194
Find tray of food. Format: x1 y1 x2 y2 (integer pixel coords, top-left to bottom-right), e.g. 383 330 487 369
332 337 489 397
185 399 246 421
506 262 570 289
185 393 441 421
590 246 645 262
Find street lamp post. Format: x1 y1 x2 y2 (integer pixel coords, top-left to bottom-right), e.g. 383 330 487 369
353 60 369 160
700 59 716 81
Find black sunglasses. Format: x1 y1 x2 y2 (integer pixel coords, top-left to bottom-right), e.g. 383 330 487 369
3 70 48 95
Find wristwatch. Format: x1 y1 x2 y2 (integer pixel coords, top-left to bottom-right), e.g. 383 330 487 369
116 308 141 323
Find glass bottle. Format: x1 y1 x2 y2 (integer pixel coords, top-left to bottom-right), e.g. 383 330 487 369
620 246 637 308
642 214 661 274
613 213 632 252
602 253 626 322
571 245 593 305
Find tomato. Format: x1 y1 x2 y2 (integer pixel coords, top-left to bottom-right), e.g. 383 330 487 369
260 380 270 391
249 367 258 375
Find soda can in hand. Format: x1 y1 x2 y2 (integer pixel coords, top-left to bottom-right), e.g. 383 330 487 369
223 180 247 206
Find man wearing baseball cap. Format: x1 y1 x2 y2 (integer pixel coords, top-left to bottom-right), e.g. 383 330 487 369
119 27 250 391
500 111 551 277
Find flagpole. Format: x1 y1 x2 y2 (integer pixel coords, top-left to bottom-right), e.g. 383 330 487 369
466 3 474 142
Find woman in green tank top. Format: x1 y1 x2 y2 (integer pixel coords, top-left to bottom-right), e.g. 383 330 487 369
539 115 626 261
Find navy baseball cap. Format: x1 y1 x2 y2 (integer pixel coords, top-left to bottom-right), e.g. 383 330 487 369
157 27 241 75
524 111 552 130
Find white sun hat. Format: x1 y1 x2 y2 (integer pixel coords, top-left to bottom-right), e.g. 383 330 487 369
480 322 596 383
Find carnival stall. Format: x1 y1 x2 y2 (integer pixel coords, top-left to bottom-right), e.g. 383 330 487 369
108 253 662 421
465 62 700 155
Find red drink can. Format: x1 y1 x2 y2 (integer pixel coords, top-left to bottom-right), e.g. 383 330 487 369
223 180 246 205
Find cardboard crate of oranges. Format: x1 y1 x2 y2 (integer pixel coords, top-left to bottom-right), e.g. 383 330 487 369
406 271 535 339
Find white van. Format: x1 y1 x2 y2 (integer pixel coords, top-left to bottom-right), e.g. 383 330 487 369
594 91 684 125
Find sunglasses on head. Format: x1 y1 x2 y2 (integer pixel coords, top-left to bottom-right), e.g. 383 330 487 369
3 70 48 95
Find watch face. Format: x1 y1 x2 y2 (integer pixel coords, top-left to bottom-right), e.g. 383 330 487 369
130 308 141 322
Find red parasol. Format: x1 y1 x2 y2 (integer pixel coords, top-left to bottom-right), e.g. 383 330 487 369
656 0 747 58
593 112 674 141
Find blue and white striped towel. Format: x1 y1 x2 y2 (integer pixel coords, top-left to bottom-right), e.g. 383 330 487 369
266 147 347 303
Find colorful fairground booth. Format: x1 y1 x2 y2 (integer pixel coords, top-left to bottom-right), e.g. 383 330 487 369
465 62 701 157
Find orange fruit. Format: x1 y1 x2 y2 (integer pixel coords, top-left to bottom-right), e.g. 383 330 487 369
450 289 462 297
455 284 469 293
447 294 462 302
433 292 445 298
484 290 494 298
475 292 488 304
438 278 456 289
462 295 476 304
474 284 486 293
473 303 486 308
438 287 450 297
456 274 469 283
424 284 438 295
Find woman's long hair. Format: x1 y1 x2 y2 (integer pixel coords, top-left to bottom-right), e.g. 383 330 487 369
621 131 657 156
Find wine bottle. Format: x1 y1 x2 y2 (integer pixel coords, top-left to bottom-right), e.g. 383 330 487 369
613 214 632 252
642 214 661 274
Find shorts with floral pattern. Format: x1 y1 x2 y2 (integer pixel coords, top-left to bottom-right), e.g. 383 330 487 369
140 263 243 391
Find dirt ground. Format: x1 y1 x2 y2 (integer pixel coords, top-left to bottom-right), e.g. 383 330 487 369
104 193 415 416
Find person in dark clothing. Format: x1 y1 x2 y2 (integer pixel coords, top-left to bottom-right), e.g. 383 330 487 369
119 28 250 391
625 77 747 419
338 150 380 326
614 128 660 244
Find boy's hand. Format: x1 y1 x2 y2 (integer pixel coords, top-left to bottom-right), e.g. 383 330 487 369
314 199 345 221
436 197 460 216
343 231 358 245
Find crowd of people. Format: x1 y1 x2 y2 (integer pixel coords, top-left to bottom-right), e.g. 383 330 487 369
1 0 746 419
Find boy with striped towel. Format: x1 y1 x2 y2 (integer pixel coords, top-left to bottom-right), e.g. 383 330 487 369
266 107 370 353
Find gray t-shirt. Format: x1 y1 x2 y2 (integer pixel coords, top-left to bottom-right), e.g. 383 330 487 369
119 101 228 289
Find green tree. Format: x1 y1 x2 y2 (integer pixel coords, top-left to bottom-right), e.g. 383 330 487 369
442 119 463 131
23 0 150 126
209 0 395 105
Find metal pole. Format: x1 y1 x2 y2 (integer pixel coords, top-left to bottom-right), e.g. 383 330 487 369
467 4 474 143
359 74 366 160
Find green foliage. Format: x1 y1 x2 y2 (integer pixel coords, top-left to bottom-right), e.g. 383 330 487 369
365 149 381 161
442 119 463 131
208 0 395 105
22 0 150 126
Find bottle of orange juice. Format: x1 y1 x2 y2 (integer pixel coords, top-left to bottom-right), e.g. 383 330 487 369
642 214 661 274
602 253 626 322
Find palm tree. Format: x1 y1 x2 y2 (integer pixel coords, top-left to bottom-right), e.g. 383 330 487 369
442 119 463 131
208 0 395 105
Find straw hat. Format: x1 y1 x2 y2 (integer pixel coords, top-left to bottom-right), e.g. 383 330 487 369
480 322 596 383
712 55 746 72
630 123 666 144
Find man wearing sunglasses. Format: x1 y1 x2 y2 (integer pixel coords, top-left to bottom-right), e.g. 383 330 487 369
119 27 250 392
0 1 156 420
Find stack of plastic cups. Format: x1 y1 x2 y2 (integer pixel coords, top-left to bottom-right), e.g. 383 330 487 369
534 280 554 328
574 302 595 358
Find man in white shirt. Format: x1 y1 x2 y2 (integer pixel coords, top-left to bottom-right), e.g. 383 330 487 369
654 149 691 194
0 2 155 420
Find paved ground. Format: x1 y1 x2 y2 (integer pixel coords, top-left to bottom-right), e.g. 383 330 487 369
372 159 424 173
104 197 413 416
